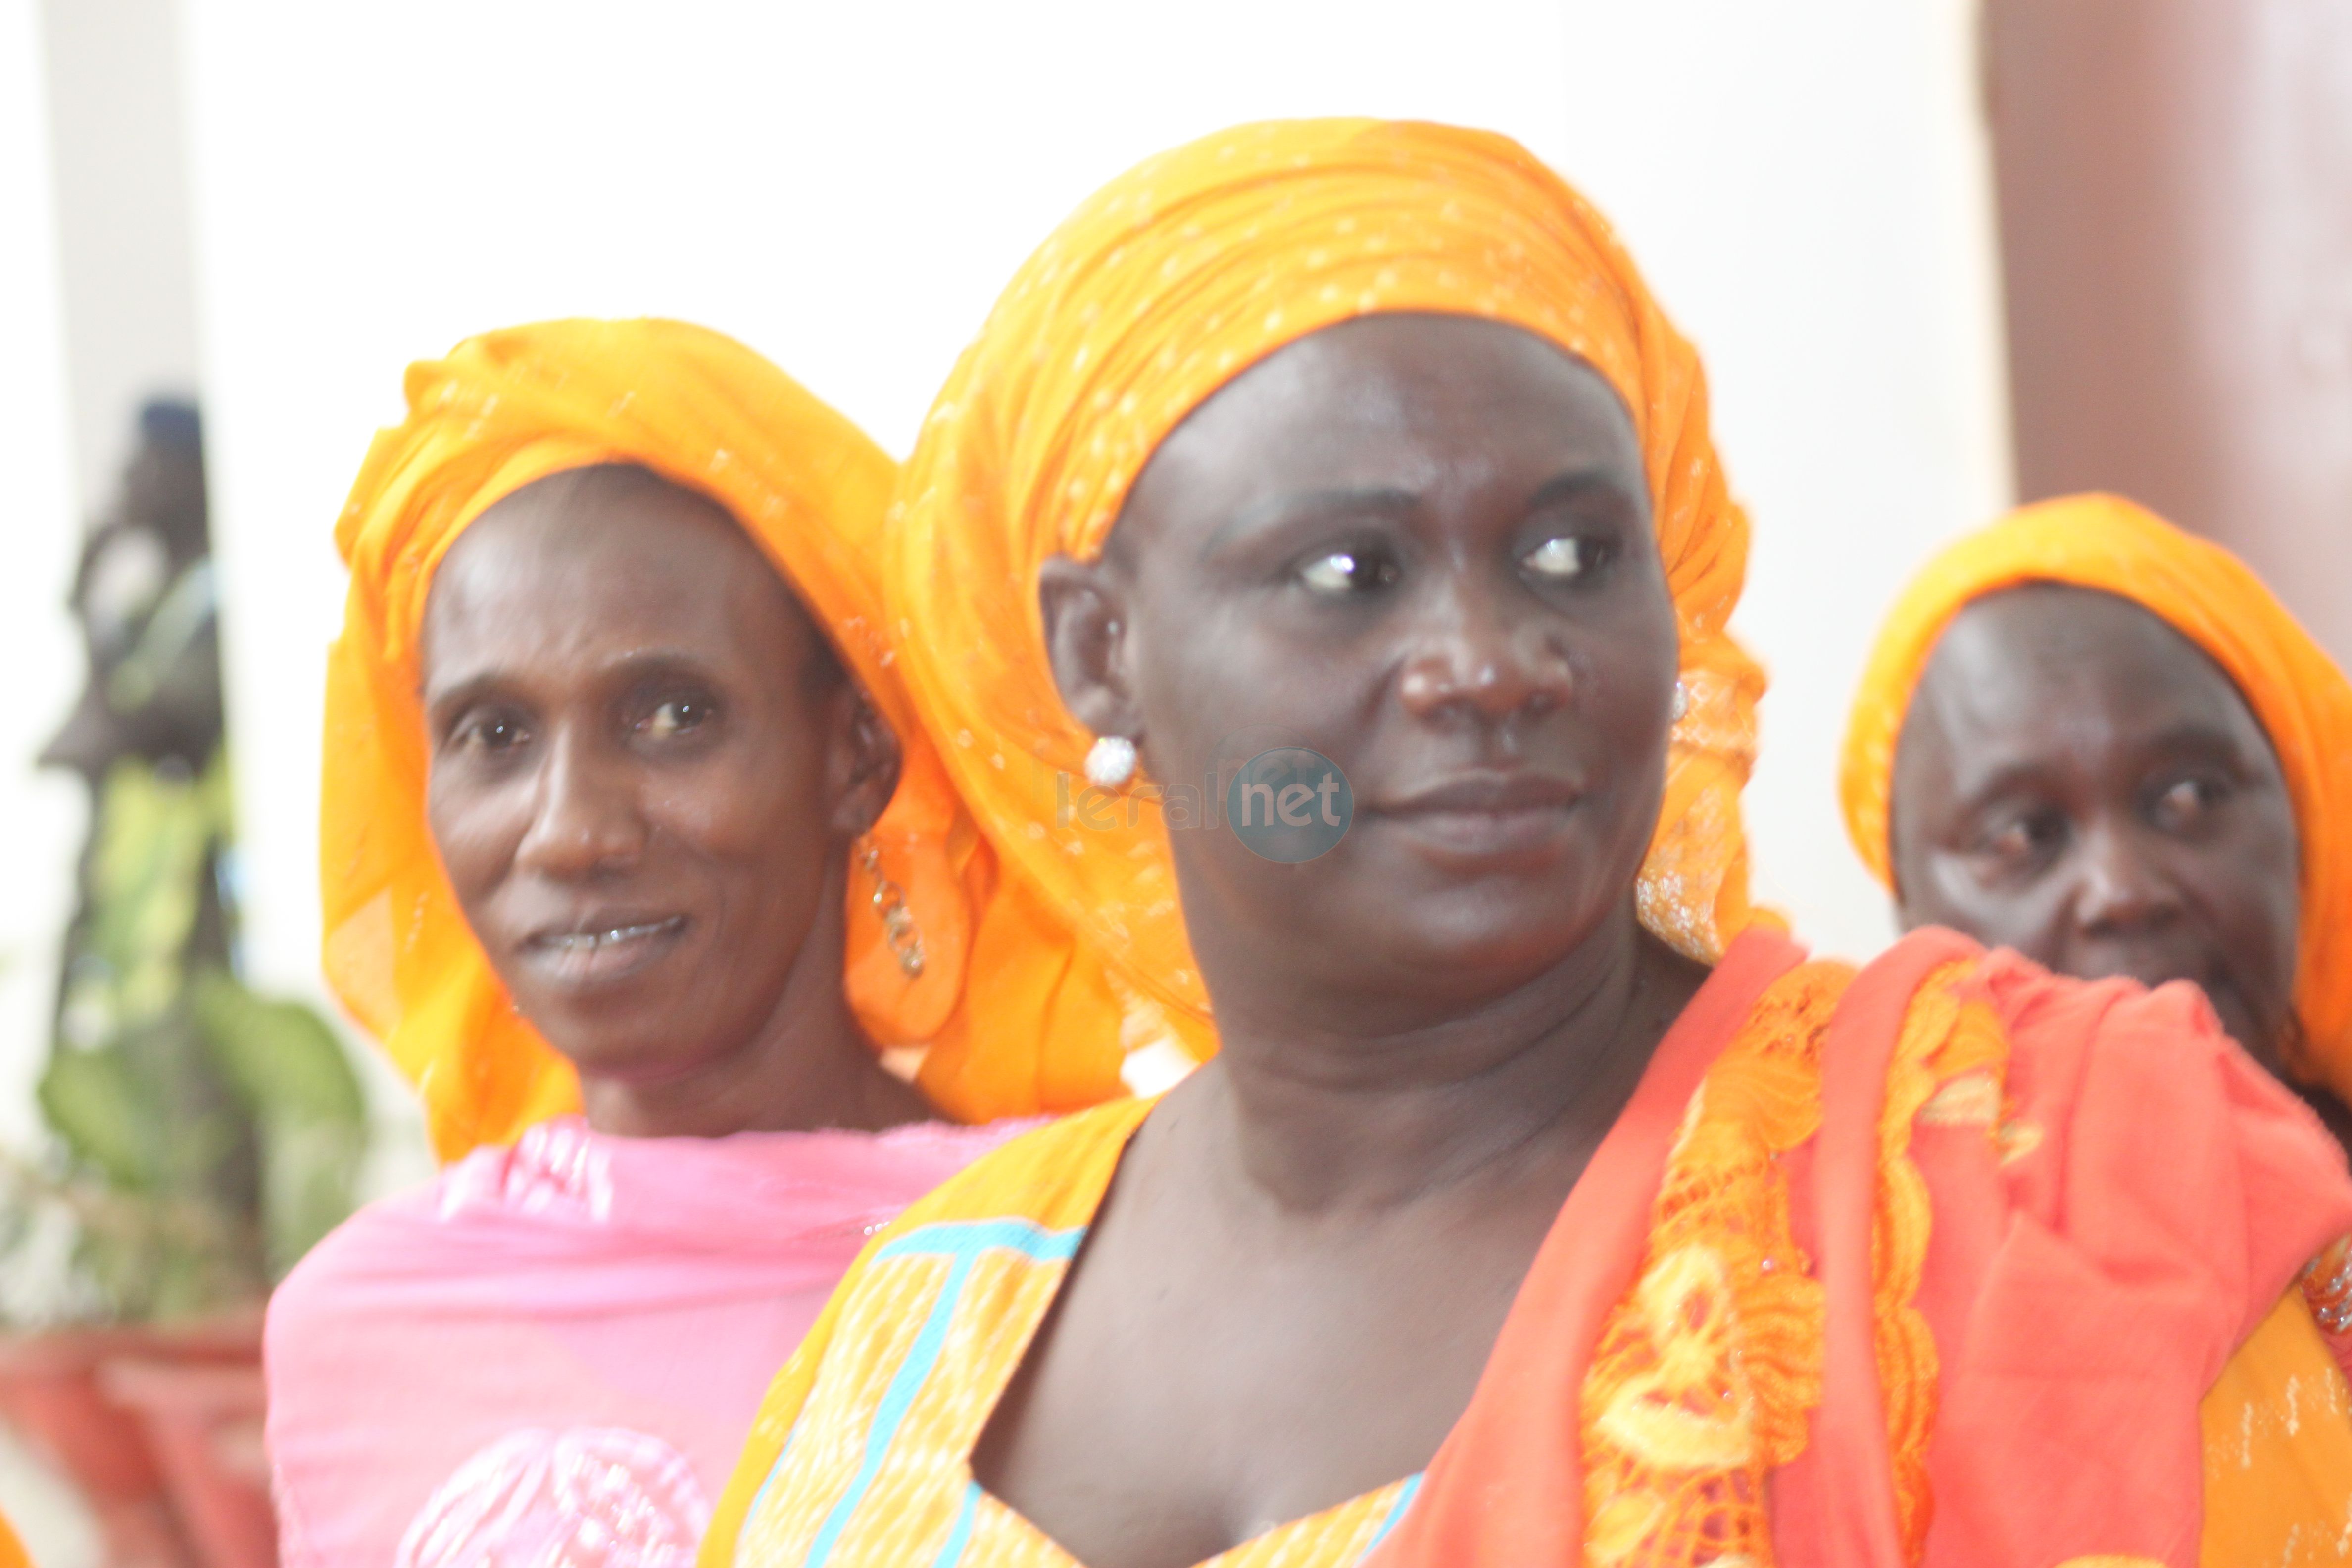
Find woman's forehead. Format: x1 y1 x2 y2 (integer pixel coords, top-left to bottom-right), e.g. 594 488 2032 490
421 466 804 679
1919 584 2271 762
1115 315 1643 539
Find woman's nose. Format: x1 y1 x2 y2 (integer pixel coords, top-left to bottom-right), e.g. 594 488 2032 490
1396 577 1573 723
514 731 647 879
2068 818 2184 935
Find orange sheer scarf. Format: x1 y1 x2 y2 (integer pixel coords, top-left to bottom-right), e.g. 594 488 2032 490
888 118 1772 1122
322 319 981 1158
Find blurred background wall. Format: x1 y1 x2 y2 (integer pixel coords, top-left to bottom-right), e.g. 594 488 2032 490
39 0 201 514
0 5 101 1558
1 0 82 1185
1984 0 2352 666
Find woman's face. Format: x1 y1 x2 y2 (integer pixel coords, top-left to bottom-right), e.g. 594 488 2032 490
1889 584 2301 1067
420 464 895 1086
1044 314 1679 1016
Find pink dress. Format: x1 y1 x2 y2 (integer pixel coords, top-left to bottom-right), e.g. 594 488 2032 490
263 1116 1024 1568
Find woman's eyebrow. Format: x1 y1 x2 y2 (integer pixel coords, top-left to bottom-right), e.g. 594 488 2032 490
1523 465 1637 515
420 648 719 711
2137 717 2257 758
598 649 723 683
419 669 507 715
1939 750 2067 816
1200 484 1419 557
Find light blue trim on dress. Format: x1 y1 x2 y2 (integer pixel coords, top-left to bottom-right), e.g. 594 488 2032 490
1361 1472 1424 1557
799 1218 1085 1564
735 1420 798 1566
928 1480 983 1568
872 1216 1087 1265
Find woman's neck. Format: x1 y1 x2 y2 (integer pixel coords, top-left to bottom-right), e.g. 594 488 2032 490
573 855 932 1140
1186 902 1704 1215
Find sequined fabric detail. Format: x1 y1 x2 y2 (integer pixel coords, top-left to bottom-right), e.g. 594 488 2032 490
395 1426 708 1568
2302 1236 2352 1339
1634 663 1765 964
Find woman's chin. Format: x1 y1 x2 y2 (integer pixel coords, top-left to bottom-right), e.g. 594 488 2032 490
1301 891 1618 1000
524 988 714 1078
539 1026 723 1094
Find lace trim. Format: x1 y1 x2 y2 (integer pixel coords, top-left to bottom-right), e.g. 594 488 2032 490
1579 955 2011 1567
1580 959 1847 1566
1873 963 2006 1561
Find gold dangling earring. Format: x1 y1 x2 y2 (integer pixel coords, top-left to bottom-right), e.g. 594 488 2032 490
858 838 925 978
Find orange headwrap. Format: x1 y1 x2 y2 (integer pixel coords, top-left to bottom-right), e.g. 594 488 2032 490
1839 492 2352 1100
889 118 1770 1123
322 318 977 1160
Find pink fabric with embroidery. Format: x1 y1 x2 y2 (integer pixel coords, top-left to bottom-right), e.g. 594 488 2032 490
264 1116 1023 1568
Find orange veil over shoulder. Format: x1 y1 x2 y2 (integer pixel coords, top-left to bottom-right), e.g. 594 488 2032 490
890 118 1771 1122
322 319 978 1160
1838 493 2352 1104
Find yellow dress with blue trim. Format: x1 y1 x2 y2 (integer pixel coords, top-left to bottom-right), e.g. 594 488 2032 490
718 1096 1414 1568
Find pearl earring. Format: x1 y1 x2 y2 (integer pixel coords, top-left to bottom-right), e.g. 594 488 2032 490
1084 735 1138 789
1671 681 1689 722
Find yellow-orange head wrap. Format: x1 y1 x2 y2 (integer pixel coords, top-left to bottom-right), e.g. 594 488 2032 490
889 118 1769 1123
322 318 976 1160
1840 492 2352 1099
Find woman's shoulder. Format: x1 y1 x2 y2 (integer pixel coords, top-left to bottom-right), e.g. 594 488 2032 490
871 1095 1159 1245
261 1164 460 1357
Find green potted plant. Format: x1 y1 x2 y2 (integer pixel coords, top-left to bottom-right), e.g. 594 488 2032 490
0 403 368 1568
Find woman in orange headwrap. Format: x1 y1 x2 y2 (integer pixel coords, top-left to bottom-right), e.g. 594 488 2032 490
266 320 1027 1568
1842 492 2352 1565
706 123 2352 1568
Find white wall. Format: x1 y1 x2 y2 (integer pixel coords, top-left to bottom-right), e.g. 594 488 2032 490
37 0 203 511
0 5 108 1558
179 0 2010 1117
1542 3 2015 956
0 0 89 1175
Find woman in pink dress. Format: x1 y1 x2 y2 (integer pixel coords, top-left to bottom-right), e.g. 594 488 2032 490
265 318 1025 1568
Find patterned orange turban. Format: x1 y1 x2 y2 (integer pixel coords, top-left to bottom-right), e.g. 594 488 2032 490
889 119 1770 1122
323 318 978 1160
1839 492 2352 1100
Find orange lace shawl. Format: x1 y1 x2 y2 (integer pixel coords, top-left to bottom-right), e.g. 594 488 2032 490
1365 928 2352 1568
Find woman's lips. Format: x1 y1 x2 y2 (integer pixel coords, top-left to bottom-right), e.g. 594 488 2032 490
1364 773 1583 860
520 914 689 986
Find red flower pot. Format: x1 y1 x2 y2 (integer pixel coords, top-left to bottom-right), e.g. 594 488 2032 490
99 1361 273 1568
0 1314 262 1568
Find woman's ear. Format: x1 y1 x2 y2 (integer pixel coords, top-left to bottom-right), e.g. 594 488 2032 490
1038 553 1141 744
828 686 903 839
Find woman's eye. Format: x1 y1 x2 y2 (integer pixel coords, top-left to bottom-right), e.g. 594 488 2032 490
2151 775 2224 829
1298 549 1399 597
641 698 715 741
1980 810 2063 866
461 715 527 753
1522 535 1592 581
